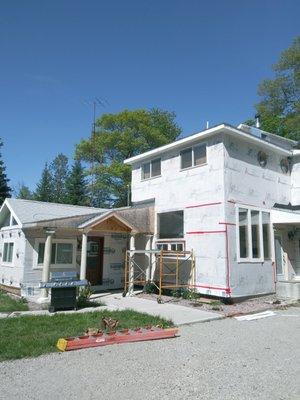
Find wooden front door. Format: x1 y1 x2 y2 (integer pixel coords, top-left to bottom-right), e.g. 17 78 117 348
86 237 104 285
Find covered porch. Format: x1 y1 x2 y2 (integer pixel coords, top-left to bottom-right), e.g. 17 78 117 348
271 209 300 300
36 207 154 303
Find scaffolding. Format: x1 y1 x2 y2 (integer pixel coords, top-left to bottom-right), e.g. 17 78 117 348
123 249 195 303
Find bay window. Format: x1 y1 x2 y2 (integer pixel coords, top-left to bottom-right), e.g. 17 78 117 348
237 207 271 262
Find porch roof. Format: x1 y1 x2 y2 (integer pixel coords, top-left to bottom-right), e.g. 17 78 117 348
271 209 300 224
22 204 154 234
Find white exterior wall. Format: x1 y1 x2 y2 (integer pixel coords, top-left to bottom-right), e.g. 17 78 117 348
131 134 229 296
0 227 26 290
223 136 292 297
291 154 300 205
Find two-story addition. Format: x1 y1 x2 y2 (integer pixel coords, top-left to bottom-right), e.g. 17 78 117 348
0 122 299 302
124 123 300 300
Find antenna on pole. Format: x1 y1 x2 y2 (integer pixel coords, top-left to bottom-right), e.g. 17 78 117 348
81 97 109 204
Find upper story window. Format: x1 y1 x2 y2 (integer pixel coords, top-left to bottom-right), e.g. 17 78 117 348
3 242 14 263
237 206 271 262
141 158 161 180
180 143 206 170
158 210 184 239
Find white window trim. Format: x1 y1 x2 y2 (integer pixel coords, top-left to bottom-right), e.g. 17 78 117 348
141 158 162 181
236 204 273 263
1 240 15 266
180 142 207 171
156 240 185 251
33 238 77 270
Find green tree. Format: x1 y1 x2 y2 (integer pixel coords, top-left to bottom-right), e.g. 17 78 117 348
65 160 88 206
16 184 33 200
76 108 181 207
247 36 300 141
0 140 11 204
50 153 69 203
34 163 53 202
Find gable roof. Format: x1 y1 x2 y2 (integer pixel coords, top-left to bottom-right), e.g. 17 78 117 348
2 198 108 225
0 198 153 234
124 123 295 165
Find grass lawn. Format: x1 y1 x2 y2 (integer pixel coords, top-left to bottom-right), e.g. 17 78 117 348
0 309 172 362
0 290 29 313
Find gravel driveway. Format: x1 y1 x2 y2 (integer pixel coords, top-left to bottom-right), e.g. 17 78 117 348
1 307 299 400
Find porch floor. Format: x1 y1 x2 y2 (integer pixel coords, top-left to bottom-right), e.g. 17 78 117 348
90 292 223 326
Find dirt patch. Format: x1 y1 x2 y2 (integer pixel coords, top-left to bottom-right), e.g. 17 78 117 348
137 292 296 317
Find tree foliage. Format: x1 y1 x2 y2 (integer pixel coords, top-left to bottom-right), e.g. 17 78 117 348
34 163 53 202
248 36 300 141
76 108 181 207
65 160 88 206
50 153 69 203
0 140 11 204
16 184 33 200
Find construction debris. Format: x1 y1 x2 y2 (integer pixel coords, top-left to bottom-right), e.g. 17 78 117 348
234 310 276 321
57 326 179 352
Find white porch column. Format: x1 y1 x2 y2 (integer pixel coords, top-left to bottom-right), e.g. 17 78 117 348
150 234 158 282
80 232 88 280
145 235 152 282
40 230 55 301
128 234 136 295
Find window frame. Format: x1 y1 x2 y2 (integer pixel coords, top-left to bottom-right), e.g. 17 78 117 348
141 158 161 181
34 238 77 269
180 143 207 171
156 240 185 252
236 205 272 263
2 241 14 265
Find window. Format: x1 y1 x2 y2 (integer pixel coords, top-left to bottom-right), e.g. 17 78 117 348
237 207 271 261
251 210 261 258
156 242 185 252
180 148 192 169
3 242 14 263
180 144 206 170
141 158 161 180
194 144 207 166
262 212 271 259
158 211 184 239
37 242 73 265
239 208 249 258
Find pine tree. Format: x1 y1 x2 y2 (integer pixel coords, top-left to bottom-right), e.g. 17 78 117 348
34 163 53 202
0 140 11 204
65 160 88 205
50 153 69 203
16 184 33 200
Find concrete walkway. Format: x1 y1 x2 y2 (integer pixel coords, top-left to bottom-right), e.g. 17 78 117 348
0 293 223 325
91 292 223 325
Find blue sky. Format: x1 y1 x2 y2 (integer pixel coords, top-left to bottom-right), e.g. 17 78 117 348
1 0 299 192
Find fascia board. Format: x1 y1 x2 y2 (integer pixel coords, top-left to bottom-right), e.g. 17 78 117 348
124 124 291 166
